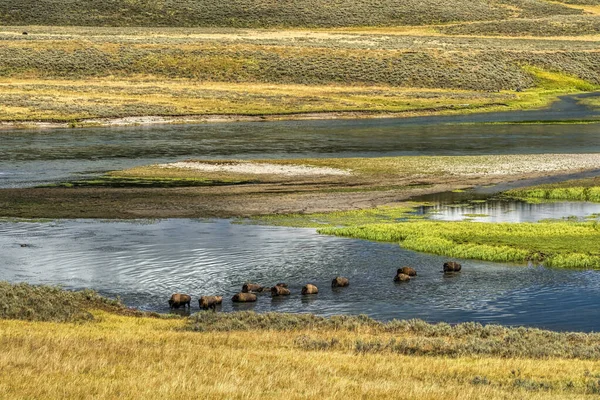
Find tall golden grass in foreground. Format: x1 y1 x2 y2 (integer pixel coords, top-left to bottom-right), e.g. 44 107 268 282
1 311 600 399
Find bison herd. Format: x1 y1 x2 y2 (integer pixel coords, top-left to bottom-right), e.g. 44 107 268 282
169 261 462 310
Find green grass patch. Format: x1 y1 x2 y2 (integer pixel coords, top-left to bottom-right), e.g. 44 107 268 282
319 221 600 268
243 205 421 228
506 177 600 202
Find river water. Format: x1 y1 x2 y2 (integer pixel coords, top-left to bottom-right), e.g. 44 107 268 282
1 99 600 330
3 218 600 332
2 120 600 188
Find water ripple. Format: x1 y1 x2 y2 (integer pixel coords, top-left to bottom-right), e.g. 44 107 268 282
1 219 600 331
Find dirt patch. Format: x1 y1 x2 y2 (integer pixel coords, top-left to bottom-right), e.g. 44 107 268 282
159 161 352 176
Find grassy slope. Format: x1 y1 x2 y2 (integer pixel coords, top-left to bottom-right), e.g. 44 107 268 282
0 21 600 123
3 312 600 399
2 282 600 400
0 0 582 27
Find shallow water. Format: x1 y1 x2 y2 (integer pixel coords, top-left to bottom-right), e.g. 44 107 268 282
2 219 600 332
423 200 600 223
2 119 600 188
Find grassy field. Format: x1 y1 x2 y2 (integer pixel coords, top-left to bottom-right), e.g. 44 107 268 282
0 26 599 123
319 221 600 268
0 78 520 123
2 284 600 399
440 15 600 36
0 0 583 27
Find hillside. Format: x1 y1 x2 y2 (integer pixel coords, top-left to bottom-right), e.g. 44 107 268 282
0 0 589 27
1 1 600 125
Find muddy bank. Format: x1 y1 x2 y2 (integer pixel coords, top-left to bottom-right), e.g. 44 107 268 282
1 167 597 219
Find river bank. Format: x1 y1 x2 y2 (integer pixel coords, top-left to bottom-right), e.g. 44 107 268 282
1 90 598 131
2 154 599 219
2 283 600 399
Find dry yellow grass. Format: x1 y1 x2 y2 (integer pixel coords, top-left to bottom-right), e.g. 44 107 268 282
0 77 521 123
0 311 599 399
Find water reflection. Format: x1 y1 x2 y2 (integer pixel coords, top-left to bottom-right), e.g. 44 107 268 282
2 219 600 332
424 200 600 222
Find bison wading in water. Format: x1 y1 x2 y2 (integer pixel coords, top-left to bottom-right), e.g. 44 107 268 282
169 293 191 309
443 261 462 273
301 284 319 295
242 283 265 293
232 292 257 303
271 285 291 296
199 296 223 311
331 277 349 288
397 266 417 277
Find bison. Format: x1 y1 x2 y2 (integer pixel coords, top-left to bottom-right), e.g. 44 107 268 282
271 285 291 296
301 284 319 295
443 261 462 273
242 283 265 293
199 296 223 311
232 292 257 303
397 266 417 277
331 276 349 288
168 293 191 309
275 283 288 288
394 273 411 282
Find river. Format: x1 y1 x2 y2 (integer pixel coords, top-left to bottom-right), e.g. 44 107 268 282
1 97 600 331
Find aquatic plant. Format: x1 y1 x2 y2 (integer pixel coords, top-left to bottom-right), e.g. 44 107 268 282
507 186 600 202
319 221 600 268
244 205 420 228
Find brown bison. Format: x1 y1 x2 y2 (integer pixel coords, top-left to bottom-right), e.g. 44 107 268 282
275 283 288 288
232 292 257 303
331 276 349 288
397 266 417 277
242 283 265 293
443 261 462 273
271 285 291 296
301 284 319 295
394 273 411 282
169 293 191 309
199 296 223 311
